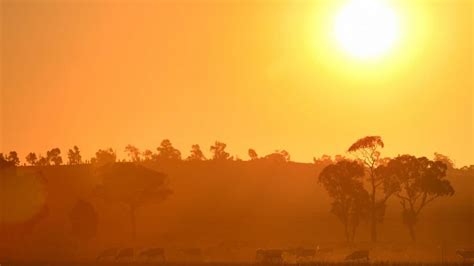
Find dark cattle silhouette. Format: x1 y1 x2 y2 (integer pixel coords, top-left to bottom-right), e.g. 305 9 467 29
286 248 316 260
96 248 118 260
140 248 165 261
457 250 474 262
345 250 369 261
256 249 284 263
314 246 333 260
115 248 134 261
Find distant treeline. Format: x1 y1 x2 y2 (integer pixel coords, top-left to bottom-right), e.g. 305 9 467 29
0 138 472 170
0 140 291 167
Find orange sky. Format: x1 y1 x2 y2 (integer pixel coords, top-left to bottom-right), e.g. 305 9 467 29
1 0 473 165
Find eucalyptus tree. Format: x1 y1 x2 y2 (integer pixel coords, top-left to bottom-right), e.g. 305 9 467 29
210 141 231 160
26 152 38 166
348 136 397 242
157 139 181 160
95 163 172 240
319 160 370 242
68 146 82 165
125 145 141 162
376 155 454 241
187 144 206 161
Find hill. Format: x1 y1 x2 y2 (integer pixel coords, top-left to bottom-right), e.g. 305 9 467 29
0 161 472 261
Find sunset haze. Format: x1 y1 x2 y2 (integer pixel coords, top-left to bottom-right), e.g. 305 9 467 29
1 0 473 165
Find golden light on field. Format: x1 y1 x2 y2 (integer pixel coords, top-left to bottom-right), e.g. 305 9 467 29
333 0 400 60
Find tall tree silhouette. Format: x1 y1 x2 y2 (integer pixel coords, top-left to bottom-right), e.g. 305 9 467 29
26 152 38 166
67 146 82 165
6 151 20 166
125 145 141 162
248 149 259 160
92 148 116 166
37 155 49 166
210 141 231 160
95 163 172 241
187 144 206 161
46 148 62 165
0 153 15 168
376 155 454 241
157 139 181 160
348 136 394 242
319 160 369 242
142 149 154 161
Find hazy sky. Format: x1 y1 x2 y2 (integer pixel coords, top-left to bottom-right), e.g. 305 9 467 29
1 0 472 165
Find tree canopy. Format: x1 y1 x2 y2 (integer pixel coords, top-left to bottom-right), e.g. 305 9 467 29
376 155 454 241
68 146 82 165
187 144 206 161
157 139 182 160
94 163 172 240
347 135 390 242
210 141 231 160
318 160 369 242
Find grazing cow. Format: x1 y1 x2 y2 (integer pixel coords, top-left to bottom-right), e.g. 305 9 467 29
345 250 369 261
96 248 118 260
140 248 166 262
256 249 284 264
115 248 134 261
313 246 333 260
286 248 316 260
457 249 474 262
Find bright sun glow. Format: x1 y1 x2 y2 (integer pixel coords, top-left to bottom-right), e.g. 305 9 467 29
334 0 400 60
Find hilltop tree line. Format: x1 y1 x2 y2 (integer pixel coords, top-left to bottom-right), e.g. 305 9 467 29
0 140 293 167
0 139 467 170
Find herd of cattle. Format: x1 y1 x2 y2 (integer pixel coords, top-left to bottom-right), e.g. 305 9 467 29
95 246 474 263
255 248 368 263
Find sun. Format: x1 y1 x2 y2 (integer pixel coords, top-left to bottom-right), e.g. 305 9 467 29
334 0 400 60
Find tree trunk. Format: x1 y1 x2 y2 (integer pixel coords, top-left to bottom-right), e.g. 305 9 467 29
408 224 416 242
370 186 377 242
344 223 350 243
351 223 357 242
